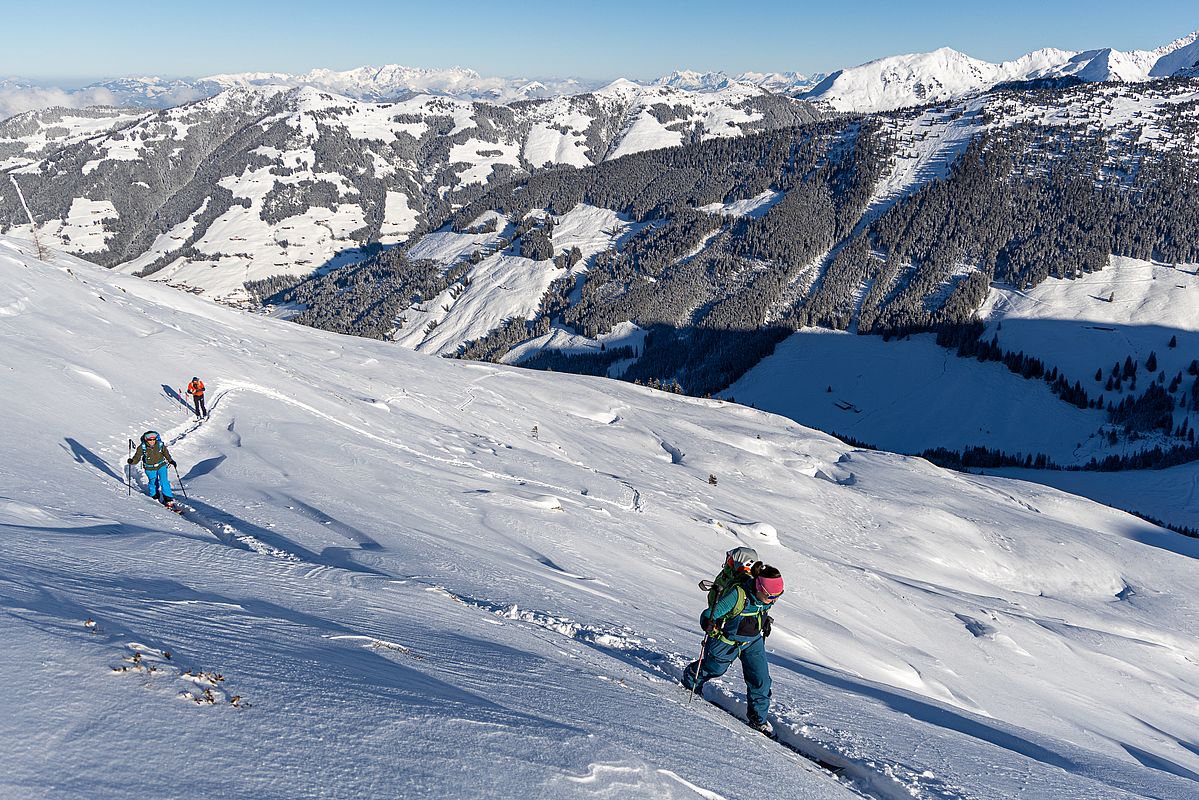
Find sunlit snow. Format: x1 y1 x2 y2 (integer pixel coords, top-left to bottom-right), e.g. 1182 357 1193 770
3 235 1198 798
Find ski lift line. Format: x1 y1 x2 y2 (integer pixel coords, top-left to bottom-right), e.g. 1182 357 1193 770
8 175 37 230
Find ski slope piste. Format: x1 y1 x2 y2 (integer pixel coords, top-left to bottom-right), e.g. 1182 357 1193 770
2 234 1198 799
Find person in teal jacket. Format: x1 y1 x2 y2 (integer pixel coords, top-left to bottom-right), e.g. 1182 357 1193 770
128 430 177 505
682 561 785 734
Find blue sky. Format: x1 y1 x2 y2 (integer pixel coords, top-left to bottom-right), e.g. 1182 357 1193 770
5 0 1196 81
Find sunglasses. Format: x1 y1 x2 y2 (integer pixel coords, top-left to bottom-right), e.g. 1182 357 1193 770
757 589 783 603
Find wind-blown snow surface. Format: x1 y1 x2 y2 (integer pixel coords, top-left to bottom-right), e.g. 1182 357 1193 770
4 236 1199 799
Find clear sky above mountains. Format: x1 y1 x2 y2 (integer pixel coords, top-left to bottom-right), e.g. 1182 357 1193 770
4 0 1196 81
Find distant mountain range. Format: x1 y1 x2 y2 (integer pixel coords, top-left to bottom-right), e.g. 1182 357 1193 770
0 80 817 299
0 67 808 118
200 65 600 104
3 27 1196 119
653 70 821 94
799 29 1199 111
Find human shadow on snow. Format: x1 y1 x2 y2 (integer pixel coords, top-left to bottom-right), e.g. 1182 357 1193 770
62 438 123 483
182 455 226 481
180 496 388 577
161 383 191 411
272 493 382 551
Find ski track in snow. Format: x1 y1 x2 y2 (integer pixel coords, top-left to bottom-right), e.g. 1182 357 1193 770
438 588 936 800
121 405 298 561
126 381 651 588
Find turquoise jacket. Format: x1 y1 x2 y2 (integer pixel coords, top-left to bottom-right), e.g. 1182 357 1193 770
703 581 772 645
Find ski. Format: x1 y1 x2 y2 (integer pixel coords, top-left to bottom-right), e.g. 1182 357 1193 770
678 684 846 776
143 495 184 514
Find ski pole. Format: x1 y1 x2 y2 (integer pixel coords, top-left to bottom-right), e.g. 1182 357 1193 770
126 439 133 496
172 463 188 500
687 636 707 706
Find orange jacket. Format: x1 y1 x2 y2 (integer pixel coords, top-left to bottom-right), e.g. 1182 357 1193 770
187 379 205 397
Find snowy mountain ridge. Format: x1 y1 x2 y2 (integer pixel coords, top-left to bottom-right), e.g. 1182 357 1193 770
4 26 1196 120
0 81 817 300
654 69 822 93
323 79 1199 358
4 233 1199 798
801 28 1199 111
201 64 600 104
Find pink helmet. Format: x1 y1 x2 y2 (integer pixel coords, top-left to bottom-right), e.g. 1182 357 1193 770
755 567 784 602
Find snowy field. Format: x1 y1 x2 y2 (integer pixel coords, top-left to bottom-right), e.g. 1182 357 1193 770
993 461 1199 534
727 254 1198 530
724 328 1109 464
3 235 1199 799
980 256 1199 400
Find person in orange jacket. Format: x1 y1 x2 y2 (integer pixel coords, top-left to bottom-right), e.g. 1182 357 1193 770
186 377 207 417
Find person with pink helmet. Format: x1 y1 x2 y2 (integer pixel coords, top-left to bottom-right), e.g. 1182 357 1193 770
683 559 784 734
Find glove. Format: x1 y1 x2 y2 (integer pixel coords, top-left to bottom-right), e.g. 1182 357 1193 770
168 461 177 467
762 614 773 638
705 621 723 638
126 458 134 465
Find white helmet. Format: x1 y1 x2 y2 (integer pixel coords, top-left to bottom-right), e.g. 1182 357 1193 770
725 546 759 572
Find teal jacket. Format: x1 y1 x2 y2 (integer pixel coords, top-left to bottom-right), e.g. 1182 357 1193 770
702 580 772 645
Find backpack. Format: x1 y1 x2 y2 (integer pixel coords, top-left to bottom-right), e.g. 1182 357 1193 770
708 578 772 643
137 432 170 468
700 546 759 610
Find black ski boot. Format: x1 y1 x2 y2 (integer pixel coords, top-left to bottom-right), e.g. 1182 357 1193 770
748 718 774 736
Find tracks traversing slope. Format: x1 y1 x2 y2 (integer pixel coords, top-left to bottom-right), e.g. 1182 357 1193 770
439 589 948 800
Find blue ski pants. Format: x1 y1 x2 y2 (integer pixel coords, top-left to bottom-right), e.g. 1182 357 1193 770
145 465 173 499
682 635 772 724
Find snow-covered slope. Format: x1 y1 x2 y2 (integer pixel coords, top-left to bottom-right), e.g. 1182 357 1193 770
979 256 1199 393
0 105 147 171
5 235 1199 798
802 29 1199 112
801 47 1068 113
725 327 1110 463
346 79 1199 363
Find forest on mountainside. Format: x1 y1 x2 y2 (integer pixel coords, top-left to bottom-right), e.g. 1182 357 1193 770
272 82 1199 401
